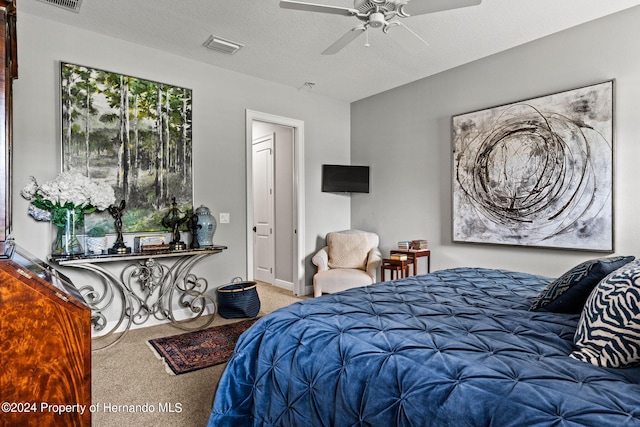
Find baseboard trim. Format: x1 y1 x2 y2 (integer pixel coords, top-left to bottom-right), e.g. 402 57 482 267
274 279 293 291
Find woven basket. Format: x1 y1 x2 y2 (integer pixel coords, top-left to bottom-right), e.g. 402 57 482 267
217 277 261 319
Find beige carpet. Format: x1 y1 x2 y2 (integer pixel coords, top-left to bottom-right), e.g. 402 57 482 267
91 282 306 427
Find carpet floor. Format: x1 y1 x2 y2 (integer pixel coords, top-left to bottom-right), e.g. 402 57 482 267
91 282 306 427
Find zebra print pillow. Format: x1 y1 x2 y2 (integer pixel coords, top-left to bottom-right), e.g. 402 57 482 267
570 260 640 368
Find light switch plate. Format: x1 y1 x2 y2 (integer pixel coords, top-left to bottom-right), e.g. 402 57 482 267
220 213 230 224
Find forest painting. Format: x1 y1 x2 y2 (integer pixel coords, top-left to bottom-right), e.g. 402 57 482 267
61 62 193 233
452 81 613 251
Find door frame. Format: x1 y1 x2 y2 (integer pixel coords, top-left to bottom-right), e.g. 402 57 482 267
245 110 306 296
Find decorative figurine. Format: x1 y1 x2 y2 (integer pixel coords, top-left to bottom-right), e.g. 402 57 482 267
162 197 189 251
188 213 201 249
108 200 131 254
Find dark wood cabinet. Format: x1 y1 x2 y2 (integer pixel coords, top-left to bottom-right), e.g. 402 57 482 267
0 244 92 427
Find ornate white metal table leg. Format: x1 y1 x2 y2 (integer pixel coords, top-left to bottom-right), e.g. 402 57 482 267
72 262 134 351
166 253 217 330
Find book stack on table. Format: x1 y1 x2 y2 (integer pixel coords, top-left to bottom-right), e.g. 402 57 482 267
397 240 428 250
390 252 408 261
398 241 411 250
411 239 428 250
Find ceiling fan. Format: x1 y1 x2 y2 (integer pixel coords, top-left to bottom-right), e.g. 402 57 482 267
279 0 482 55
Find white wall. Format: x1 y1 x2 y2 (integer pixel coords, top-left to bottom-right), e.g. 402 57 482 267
351 6 640 278
12 13 351 293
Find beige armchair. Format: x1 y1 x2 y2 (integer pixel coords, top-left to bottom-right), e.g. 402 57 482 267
312 229 382 297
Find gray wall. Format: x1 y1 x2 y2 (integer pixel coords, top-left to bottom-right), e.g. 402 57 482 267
351 6 640 278
12 13 351 294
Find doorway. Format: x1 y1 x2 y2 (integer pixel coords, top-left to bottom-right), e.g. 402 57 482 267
252 133 275 284
245 110 306 296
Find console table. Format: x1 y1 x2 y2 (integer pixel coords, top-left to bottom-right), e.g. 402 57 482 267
50 246 227 350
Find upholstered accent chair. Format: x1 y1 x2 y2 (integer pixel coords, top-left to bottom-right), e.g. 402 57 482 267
312 229 382 297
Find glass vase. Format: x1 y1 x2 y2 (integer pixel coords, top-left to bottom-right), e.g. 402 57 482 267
51 207 84 256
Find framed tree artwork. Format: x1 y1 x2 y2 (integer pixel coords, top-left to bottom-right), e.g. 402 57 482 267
452 81 613 251
61 62 193 233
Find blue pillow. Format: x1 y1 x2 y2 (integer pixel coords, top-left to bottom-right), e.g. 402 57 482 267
529 255 635 313
570 260 640 368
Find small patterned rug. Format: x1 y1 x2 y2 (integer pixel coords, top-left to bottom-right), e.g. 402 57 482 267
148 318 260 375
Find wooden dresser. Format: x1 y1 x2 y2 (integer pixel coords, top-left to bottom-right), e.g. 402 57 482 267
0 244 92 427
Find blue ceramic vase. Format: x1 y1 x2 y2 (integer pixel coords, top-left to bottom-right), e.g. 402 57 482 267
195 205 216 247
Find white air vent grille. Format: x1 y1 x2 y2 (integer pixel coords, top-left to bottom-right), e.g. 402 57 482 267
37 0 82 12
203 35 244 55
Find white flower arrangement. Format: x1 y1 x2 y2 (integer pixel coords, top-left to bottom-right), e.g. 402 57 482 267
21 172 116 227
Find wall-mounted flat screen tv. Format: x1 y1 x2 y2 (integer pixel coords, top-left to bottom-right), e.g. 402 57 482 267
322 164 369 193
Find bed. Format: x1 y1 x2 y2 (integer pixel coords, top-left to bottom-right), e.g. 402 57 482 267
207 265 640 426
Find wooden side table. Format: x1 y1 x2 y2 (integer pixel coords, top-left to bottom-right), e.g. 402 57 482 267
381 258 412 281
390 249 431 275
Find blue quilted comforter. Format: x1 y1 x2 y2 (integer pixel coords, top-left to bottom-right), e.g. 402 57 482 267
208 268 640 426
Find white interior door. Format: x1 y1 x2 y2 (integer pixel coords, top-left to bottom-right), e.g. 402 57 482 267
252 134 275 284
246 110 307 296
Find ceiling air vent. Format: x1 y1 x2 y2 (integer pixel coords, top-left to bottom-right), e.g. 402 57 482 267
203 35 244 55
37 0 82 13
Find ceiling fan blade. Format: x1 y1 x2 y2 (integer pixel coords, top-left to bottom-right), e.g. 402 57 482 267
386 22 429 54
322 26 366 55
401 0 482 17
279 1 357 16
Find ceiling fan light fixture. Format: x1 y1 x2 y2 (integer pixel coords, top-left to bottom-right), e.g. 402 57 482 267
369 12 385 28
203 35 244 55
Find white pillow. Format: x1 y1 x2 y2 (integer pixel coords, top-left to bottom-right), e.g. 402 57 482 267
327 232 371 270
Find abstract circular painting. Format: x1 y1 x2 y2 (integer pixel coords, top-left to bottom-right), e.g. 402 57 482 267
452 81 613 251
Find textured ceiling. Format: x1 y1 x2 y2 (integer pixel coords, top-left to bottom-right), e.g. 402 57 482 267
18 0 640 102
